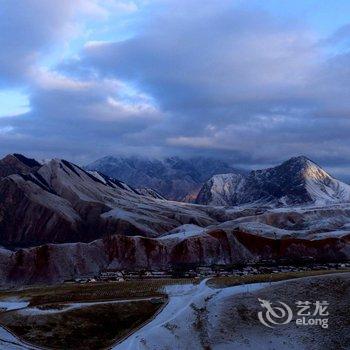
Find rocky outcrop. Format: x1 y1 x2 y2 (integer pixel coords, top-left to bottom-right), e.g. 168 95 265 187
0 154 40 178
233 230 350 261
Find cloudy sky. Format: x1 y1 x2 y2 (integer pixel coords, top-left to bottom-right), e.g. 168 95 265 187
2 0 350 178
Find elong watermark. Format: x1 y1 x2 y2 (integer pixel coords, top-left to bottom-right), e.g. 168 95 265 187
258 298 329 329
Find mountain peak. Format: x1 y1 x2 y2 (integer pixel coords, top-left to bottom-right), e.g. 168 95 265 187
196 156 350 206
276 155 318 169
0 153 41 179
287 155 311 163
12 153 41 168
272 155 325 176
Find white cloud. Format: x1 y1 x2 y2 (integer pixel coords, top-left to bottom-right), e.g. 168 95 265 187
32 69 93 90
84 40 112 48
167 136 214 148
0 126 14 134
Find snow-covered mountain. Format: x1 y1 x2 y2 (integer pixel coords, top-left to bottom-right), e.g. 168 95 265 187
0 154 217 247
85 156 244 201
196 156 350 206
0 153 350 286
196 173 246 206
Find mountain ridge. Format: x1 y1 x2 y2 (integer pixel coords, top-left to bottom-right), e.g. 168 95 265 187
0 153 350 285
85 155 245 201
196 155 350 206
0 154 217 247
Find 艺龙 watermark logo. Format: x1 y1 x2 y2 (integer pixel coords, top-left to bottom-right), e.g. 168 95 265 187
258 298 329 329
258 298 293 328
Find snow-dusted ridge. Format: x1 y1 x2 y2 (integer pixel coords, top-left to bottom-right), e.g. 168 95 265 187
196 156 350 207
0 153 349 286
85 155 245 201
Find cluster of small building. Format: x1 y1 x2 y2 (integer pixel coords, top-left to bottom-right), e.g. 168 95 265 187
64 261 350 284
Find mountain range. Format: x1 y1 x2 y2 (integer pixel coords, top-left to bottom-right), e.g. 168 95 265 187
0 154 217 247
0 153 349 286
85 156 244 201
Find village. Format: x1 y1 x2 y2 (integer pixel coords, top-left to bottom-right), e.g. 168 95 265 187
67 261 350 284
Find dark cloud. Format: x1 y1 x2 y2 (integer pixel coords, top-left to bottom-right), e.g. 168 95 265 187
0 0 79 86
68 1 350 174
0 73 163 162
2 0 350 179
79 8 316 110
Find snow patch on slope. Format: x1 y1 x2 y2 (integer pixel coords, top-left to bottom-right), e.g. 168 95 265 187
159 224 204 241
197 156 350 207
114 280 269 350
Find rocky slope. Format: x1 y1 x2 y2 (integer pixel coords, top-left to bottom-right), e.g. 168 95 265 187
0 228 348 285
196 156 350 206
85 156 244 201
196 173 246 206
136 188 166 200
0 154 40 178
0 155 217 247
0 153 350 286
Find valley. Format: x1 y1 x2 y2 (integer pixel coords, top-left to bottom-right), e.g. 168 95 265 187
0 153 349 349
0 270 348 350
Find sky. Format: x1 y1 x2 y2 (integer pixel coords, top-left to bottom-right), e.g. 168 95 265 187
2 1 350 179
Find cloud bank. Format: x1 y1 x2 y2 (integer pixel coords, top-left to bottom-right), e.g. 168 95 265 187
1 0 350 178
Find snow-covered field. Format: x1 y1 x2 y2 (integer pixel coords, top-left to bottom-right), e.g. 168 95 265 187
0 273 348 350
0 297 163 350
17 298 159 316
114 279 270 350
0 300 29 312
115 273 350 350
0 299 40 349
0 326 41 350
